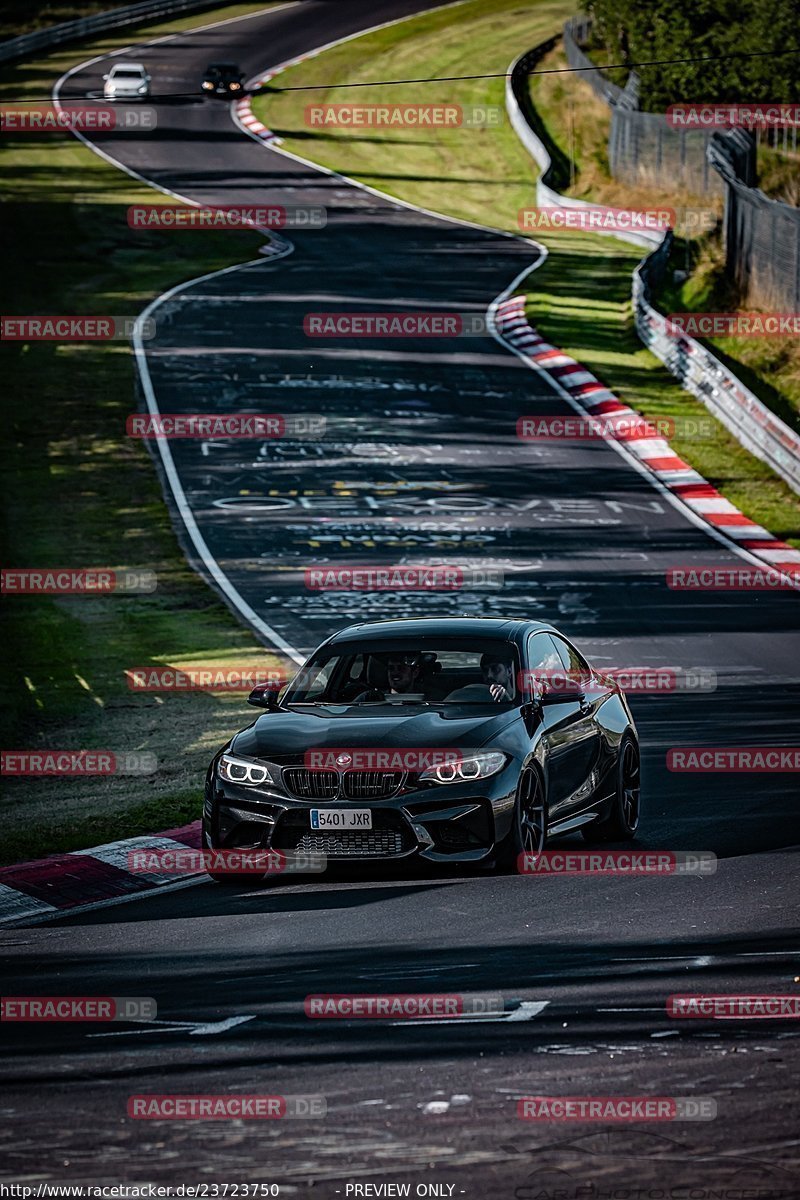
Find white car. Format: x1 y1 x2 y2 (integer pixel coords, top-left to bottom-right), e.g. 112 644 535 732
103 62 151 100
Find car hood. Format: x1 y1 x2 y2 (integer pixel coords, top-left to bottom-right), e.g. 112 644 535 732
231 706 520 760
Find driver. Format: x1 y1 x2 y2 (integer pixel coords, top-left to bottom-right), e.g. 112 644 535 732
386 651 423 695
480 652 515 703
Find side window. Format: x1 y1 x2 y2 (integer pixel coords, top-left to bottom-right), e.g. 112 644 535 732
346 654 365 682
299 660 334 700
551 637 593 688
526 633 565 674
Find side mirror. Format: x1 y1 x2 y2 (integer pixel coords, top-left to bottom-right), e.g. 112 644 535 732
103 73 109 80
247 684 281 710
522 669 590 706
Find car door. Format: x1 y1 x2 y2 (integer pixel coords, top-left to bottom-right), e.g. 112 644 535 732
526 632 600 820
545 635 606 818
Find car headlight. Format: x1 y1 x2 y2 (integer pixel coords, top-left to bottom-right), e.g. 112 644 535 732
419 752 507 784
230 82 241 90
202 81 214 90
217 752 273 787
138 85 148 93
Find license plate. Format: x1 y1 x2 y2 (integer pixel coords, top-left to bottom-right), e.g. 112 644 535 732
310 809 372 830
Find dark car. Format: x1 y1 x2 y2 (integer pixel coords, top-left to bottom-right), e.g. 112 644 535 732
201 617 641 880
201 62 244 96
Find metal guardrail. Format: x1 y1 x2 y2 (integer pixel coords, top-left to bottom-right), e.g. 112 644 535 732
506 41 800 497
506 41 662 251
0 0 230 64
634 255 800 495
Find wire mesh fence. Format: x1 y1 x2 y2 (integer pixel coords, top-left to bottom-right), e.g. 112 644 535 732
562 17 722 195
561 18 799 308
710 131 800 309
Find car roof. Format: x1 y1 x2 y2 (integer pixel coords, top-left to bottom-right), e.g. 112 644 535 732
326 616 556 645
111 61 146 70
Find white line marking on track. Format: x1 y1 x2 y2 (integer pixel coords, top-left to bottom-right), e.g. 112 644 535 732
392 1000 549 1025
131 254 305 663
89 1014 256 1038
0 884 57 923
597 1007 668 1013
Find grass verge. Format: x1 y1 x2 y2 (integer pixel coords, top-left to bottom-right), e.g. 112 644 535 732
1 1 137 41
251 0 800 546
0 2 285 865
252 0 575 225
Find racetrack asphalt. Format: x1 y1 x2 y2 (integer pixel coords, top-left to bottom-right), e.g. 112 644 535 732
1 2 798 1193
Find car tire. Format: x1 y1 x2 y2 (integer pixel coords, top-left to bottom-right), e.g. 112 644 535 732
582 732 641 843
495 766 547 872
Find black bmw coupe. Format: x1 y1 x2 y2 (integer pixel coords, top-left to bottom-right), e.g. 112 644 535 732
200 62 244 96
202 617 641 878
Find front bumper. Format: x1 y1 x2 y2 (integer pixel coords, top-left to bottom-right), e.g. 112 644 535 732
204 764 518 863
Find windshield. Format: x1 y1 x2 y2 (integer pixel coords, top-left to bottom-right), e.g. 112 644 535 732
284 638 520 707
112 68 144 77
